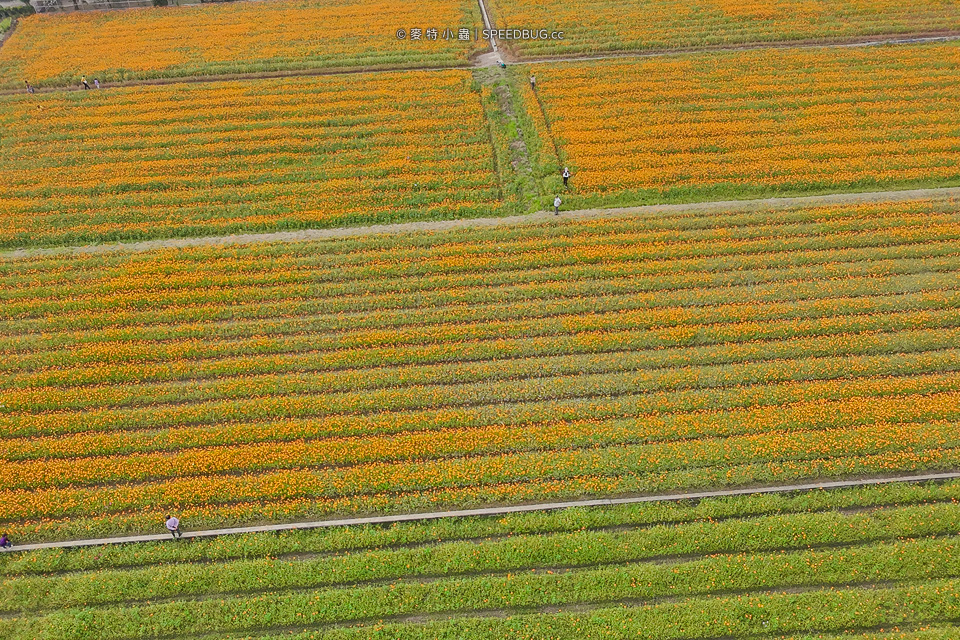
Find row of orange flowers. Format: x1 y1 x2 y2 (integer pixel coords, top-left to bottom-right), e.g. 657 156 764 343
3 420 958 522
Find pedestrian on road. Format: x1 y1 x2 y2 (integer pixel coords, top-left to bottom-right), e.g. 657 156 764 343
498 59 507 69
562 166 571 187
530 74 536 90
165 515 183 540
553 195 562 215
94 78 100 89
81 75 90 90
24 80 35 94
0 533 11 548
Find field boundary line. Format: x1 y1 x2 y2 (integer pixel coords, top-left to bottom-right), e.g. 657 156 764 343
5 186 960 259
3 471 959 553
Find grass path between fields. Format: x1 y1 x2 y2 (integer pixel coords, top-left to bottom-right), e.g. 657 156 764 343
1 471 958 554
5 185 960 260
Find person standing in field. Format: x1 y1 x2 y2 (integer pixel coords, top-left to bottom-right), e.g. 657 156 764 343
94 78 100 89
81 76 90 90
165 515 183 539
24 80 35 94
530 74 536 90
562 166 571 187
553 195 562 215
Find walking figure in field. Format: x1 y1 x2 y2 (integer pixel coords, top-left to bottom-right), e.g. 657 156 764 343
165 515 183 539
24 80 35 94
562 166 571 187
94 78 100 89
530 74 536 90
0 533 11 548
553 195 562 215
81 75 91 90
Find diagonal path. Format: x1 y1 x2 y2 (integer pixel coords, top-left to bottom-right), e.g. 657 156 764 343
2 471 958 553
5 185 960 259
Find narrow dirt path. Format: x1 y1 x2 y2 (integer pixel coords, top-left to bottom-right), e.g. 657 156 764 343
1 471 956 552
5 186 960 259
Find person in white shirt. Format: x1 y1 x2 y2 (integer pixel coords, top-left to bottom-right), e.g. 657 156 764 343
562 166 571 187
553 195 562 215
165 515 182 539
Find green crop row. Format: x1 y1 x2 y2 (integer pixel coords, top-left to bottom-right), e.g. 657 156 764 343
2 539 958 639
5 500 960 614
275 581 960 640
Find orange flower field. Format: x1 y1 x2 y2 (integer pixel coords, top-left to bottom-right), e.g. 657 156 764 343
0 0 484 87
523 42 960 208
4 0 960 635
2 197 959 540
489 0 960 57
0 71 504 248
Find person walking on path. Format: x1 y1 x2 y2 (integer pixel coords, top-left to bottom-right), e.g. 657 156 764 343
553 195 562 215
81 76 90 90
0 533 11 548
94 78 100 89
562 167 571 187
165 515 183 539
530 74 536 91
24 80 35 94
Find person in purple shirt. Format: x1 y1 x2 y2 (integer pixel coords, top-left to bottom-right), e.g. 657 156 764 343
0 533 11 548
165 515 183 540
